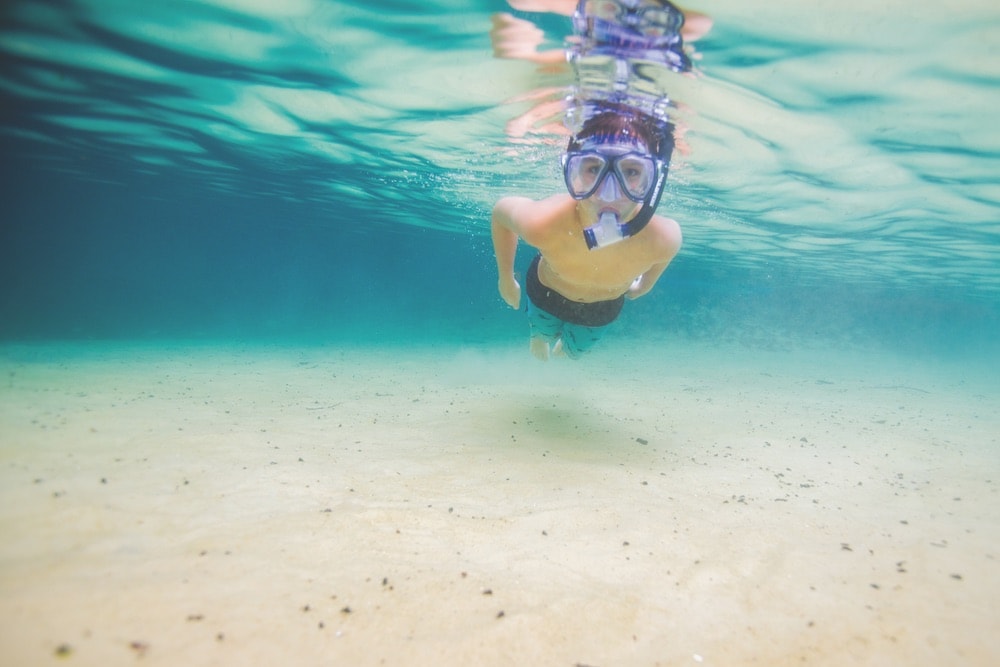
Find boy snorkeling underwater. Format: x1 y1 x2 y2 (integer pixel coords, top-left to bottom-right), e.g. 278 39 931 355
491 104 682 360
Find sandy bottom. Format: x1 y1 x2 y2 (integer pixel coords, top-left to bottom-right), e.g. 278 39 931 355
0 340 997 666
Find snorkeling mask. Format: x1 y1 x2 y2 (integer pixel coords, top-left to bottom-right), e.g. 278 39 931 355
563 148 659 202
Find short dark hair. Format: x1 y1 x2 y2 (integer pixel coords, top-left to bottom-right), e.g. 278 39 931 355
567 102 675 162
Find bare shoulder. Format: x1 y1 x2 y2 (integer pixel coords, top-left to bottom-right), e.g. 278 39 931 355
493 195 534 219
494 193 569 219
493 194 573 244
644 214 683 260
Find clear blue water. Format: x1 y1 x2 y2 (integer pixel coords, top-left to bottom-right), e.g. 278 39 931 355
1 0 998 358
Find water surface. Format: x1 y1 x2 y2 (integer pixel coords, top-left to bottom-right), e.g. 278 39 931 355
1 0 997 352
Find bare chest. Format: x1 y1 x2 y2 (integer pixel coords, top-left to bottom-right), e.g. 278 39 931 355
538 236 650 301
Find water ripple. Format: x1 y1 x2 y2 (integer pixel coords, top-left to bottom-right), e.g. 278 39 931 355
1 0 998 294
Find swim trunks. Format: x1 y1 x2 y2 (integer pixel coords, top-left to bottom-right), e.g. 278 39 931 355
525 254 625 327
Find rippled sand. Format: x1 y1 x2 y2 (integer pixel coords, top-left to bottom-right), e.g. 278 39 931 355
1 341 997 666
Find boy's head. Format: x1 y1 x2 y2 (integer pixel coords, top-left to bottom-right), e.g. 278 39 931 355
563 103 675 249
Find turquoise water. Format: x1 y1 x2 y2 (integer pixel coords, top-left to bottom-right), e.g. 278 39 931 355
1 0 998 356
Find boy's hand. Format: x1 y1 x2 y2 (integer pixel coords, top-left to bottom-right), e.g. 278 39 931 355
498 275 521 309
627 275 649 300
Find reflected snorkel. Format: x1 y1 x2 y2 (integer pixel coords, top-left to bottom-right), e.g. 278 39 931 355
572 0 691 73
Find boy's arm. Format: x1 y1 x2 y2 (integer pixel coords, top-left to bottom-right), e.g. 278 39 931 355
628 261 671 299
491 197 531 309
627 217 682 300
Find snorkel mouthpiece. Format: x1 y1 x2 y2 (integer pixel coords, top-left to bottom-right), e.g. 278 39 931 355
584 211 627 250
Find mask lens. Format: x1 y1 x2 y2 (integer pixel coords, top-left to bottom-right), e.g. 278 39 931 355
615 154 656 200
565 153 610 199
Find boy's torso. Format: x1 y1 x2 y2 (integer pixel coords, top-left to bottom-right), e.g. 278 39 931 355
532 197 665 302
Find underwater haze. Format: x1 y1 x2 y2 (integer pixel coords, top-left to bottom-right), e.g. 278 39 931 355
1 0 999 356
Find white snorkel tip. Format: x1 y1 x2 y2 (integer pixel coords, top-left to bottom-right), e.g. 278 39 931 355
584 210 626 250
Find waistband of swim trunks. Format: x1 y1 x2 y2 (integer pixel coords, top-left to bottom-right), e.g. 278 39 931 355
525 254 625 327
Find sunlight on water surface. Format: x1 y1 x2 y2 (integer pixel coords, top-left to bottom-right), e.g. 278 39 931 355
1 0 998 296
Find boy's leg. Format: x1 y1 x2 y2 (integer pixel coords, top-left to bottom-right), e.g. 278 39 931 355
525 299 563 361
554 322 606 359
